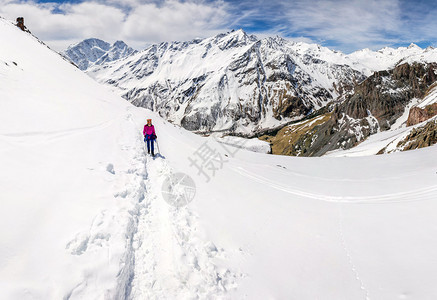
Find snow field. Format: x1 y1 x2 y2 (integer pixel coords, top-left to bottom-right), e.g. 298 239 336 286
2 16 437 300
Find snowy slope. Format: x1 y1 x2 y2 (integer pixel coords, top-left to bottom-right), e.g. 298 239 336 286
144 110 437 299
2 17 437 300
0 18 141 299
64 38 136 70
418 83 437 108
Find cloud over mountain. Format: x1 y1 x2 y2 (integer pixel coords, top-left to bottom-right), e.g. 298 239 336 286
0 0 435 52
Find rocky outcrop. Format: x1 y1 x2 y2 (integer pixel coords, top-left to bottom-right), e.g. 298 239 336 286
377 120 437 154
262 62 437 156
345 63 436 126
406 103 437 126
16 17 30 33
397 120 437 151
259 112 332 156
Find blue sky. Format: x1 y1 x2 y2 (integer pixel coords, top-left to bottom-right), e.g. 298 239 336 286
0 0 436 52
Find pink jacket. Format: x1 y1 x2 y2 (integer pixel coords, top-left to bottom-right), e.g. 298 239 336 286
143 124 156 136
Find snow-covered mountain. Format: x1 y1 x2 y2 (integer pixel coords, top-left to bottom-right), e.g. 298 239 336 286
64 38 137 70
87 30 366 134
87 30 437 136
3 16 437 300
347 43 437 74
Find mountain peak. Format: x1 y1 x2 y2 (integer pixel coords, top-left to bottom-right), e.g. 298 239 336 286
210 28 258 50
230 28 247 35
407 43 421 49
72 38 110 50
64 38 135 70
113 40 128 48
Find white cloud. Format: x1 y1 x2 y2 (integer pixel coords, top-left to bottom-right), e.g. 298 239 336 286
220 0 437 52
287 36 318 45
0 0 435 53
0 2 125 43
0 0 231 51
241 0 436 52
121 0 229 45
274 0 404 52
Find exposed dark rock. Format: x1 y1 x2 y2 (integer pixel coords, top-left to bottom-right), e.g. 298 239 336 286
306 63 437 154
16 17 30 33
377 120 437 154
264 62 437 156
406 103 437 126
345 63 436 124
398 120 437 151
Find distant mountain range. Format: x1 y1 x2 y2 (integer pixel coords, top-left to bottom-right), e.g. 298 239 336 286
64 38 137 70
65 31 437 156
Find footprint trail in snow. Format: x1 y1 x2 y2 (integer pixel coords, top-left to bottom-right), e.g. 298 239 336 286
125 132 240 299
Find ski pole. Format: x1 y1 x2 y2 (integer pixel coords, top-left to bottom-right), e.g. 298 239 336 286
156 138 161 154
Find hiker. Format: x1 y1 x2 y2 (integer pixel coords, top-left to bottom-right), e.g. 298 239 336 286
143 119 157 156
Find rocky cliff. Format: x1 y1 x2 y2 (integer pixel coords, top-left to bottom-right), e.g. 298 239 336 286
265 63 437 156
407 103 437 126
378 119 437 154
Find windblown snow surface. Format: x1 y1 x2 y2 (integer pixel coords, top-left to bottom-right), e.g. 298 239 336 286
1 18 437 300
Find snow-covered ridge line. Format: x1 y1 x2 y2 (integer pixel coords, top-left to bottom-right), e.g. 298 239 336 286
85 29 437 136
86 30 365 134
0 17 77 68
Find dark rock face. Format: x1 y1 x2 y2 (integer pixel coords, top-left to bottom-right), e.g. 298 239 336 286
273 95 310 120
397 120 437 151
276 63 437 156
16 17 30 33
346 63 436 124
377 120 437 154
407 103 437 126
16 17 25 31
